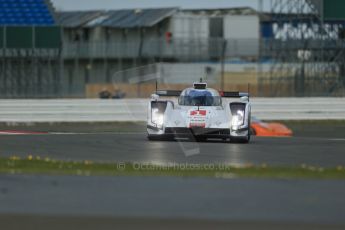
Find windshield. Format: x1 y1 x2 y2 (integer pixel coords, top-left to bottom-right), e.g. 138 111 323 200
179 90 222 106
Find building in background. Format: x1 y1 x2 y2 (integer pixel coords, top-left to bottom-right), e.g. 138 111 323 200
1 0 345 98
56 7 261 97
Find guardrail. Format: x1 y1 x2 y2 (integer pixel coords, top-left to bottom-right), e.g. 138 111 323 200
0 98 344 122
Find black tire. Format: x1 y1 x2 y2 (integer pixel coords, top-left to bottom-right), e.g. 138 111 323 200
230 128 250 144
147 135 157 141
147 135 173 141
247 128 251 142
147 135 162 141
250 127 256 136
230 137 249 144
195 136 207 142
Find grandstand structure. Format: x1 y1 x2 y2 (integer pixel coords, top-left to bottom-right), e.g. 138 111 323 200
260 0 345 96
0 0 61 98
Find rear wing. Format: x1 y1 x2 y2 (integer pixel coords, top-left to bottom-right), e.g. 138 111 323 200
156 90 249 98
156 90 182 97
220 91 249 98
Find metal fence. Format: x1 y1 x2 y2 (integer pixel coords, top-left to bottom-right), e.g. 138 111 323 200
108 62 345 98
0 49 62 98
1 37 345 98
63 38 259 60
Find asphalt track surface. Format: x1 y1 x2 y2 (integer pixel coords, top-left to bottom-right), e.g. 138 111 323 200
1 128 345 230
1 175 345 230
0 132 344 166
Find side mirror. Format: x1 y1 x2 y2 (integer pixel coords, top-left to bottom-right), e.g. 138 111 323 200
151 94 159 100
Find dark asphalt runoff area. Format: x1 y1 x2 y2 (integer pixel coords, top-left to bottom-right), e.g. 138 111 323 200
1 174 345 230
0 133 344 166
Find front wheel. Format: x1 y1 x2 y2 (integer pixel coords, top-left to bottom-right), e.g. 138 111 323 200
230 137 249 144
194 136 207 142
230 129 250 144
147 134 173 141
147 135 159 141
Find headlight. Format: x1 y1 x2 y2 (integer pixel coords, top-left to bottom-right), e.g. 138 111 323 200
151 108 164 127
231 110 244 128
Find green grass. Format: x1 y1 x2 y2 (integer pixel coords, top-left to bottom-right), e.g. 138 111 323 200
0 121 147 133
1 156 345 179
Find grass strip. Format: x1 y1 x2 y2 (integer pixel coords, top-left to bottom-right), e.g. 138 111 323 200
0 121 147 133
1 156 345 179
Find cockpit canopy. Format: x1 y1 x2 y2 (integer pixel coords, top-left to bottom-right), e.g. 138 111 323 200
178 88 222 106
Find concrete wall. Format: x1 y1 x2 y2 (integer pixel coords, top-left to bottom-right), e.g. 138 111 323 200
1 98 344 122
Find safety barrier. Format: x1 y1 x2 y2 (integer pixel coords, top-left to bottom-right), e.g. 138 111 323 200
0 98 344 122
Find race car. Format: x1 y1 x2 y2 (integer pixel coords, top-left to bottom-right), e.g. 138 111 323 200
147 82 251 143
250 117 293 137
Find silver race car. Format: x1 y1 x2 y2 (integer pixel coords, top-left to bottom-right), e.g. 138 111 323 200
147 82 251 143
